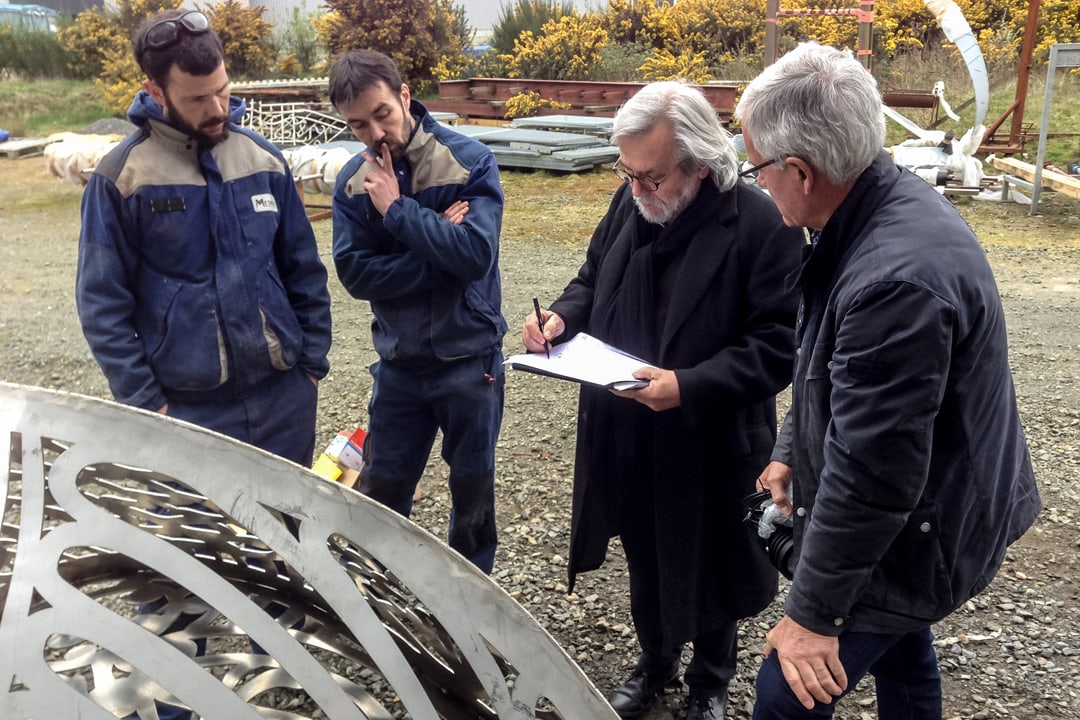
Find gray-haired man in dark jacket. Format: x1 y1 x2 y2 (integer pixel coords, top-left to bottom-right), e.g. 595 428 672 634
737 42 1040 719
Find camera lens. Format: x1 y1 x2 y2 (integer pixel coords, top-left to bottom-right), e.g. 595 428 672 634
742 491 795 580
768 526 795 580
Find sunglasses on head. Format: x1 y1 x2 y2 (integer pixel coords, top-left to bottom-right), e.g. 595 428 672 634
142 11 210 51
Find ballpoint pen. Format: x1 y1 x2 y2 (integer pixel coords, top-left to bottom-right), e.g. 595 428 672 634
533 297 550 358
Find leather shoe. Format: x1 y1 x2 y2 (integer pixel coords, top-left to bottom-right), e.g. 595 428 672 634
684 689 728 720
608 664 682 718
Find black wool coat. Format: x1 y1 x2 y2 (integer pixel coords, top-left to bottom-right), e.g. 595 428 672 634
549 180 805 643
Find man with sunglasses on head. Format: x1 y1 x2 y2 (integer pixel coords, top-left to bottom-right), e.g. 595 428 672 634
76 10 332 467
78 14 332 720
520 81 804 720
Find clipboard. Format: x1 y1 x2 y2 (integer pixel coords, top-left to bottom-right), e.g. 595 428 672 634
504 332 651 390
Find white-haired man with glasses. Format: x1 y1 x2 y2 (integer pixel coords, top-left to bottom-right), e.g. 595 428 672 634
77 9 331 465
521 81 804 720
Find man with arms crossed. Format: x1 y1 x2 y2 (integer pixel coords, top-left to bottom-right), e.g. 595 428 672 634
329 50 506 574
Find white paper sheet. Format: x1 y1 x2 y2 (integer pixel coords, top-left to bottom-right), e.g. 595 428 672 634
504 332 652 390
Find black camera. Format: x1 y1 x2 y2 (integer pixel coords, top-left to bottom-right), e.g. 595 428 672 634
742 491 795 580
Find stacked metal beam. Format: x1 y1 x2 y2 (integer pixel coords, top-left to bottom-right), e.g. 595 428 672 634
455 119 618 172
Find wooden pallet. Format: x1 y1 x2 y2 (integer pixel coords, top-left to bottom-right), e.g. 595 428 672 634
990 156 1080 200
0 137 55 159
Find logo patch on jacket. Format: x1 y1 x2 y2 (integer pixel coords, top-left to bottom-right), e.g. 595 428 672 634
150 197 185 213
252 194 279 213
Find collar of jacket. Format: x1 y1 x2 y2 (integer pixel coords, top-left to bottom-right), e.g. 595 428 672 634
790 150 901 292
144 116 205 156
598 179 744 359
393 98 431 171
634 174 735 239
126 89 246 144
615 172 740 235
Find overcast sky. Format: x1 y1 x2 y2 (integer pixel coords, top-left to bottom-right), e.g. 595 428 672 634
460 0 598 39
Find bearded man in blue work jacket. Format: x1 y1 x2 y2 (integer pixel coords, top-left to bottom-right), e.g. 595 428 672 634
328 50 507 574
77 9 332 466
76 13 333 720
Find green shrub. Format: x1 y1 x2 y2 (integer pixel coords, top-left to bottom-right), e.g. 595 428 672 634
315 0 472 95
490 0 574 56
594 42 650 81
205 0 277 80
272 3 323 76
0 25 73 79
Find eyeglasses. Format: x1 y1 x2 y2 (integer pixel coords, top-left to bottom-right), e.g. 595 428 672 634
612 158 671 192
142 11 211 51
739 157 782 180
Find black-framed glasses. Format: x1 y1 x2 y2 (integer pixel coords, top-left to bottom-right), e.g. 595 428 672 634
612 158 671 192
739 157 781 180
142 11 211 51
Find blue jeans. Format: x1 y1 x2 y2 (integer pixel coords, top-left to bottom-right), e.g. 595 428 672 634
752 627 942 719
358 354 504 573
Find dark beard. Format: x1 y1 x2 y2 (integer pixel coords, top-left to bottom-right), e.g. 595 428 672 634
163 96 229 147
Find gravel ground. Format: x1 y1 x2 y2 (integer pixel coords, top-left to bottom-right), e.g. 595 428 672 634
1 156 1079 719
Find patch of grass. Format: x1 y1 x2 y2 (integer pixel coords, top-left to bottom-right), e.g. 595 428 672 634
1019 71 1080 168
0 79 112 137
0 156 84 216
501 168 620 248
9 186 84 214
877 52 1080 166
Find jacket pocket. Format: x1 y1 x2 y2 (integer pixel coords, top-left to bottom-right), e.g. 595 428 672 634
464 283 507 335
801 341 834 451
257 263 303 371
864 507 955 622
136 272 227 391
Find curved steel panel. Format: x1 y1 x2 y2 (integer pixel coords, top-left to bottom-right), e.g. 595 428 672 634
0 382 617 720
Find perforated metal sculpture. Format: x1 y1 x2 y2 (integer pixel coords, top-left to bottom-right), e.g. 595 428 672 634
0 382 617 720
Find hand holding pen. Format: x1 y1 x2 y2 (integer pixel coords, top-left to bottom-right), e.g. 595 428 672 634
533 298 550 358
524 299 563 356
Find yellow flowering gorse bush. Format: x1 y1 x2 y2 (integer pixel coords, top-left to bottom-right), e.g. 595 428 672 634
502 13 610 80
637 48 712 83
53 0 1080 114
503 90 572 118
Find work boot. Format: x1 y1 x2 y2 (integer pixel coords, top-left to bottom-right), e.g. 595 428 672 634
608 661 682 718
684 688 728 720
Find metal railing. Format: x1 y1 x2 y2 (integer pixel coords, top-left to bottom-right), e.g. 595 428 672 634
240 100 351 148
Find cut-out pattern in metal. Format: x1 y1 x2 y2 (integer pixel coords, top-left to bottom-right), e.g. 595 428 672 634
240 100 350 147
0 382 617 720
